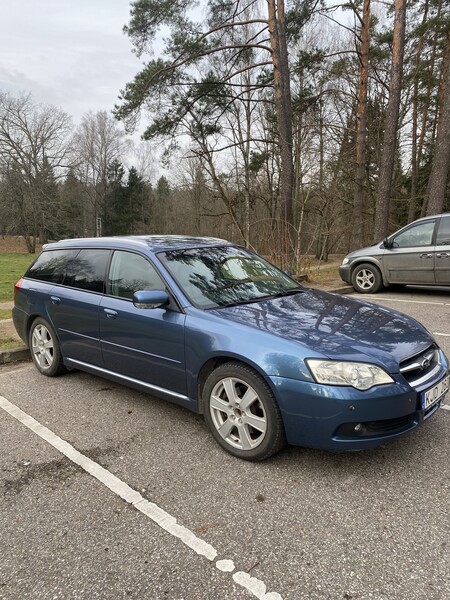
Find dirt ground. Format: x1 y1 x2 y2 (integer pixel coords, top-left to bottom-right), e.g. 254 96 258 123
0 236 42 253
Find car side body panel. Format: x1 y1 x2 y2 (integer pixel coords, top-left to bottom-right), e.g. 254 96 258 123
340 213 450 290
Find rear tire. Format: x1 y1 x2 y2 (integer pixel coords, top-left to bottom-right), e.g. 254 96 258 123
203 362 286 461
351 263 383 293
29 318 66 377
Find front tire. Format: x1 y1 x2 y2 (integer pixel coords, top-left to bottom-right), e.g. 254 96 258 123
351 263 383 293
203 362 286 461
29 318 66 377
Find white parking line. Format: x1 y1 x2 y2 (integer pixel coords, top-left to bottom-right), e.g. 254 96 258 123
0 394 282 600
361 296 450 338
363 295 450 307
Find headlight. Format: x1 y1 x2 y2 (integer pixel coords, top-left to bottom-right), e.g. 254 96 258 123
341 257 349 265
306 359 394 391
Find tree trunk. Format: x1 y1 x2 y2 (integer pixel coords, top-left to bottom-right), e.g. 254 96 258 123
408 0 429 223
426 31 450 215
373 0 407 242
353 0 370 250
268 0 294 268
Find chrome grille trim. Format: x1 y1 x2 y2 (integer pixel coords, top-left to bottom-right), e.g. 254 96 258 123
406 363 441 388
400 349 436 374
399 345 441 388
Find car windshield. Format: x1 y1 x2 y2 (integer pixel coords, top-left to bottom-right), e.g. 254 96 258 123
158 246 302 309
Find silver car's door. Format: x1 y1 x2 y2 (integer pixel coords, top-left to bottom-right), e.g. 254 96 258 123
383 219 438 284
435 215 450 284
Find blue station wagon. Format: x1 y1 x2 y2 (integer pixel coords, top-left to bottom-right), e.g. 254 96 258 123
13 236 449 460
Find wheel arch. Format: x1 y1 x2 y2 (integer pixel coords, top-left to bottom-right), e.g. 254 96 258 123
26 313 44 340
26 313 57 342
196 355 277 415
350 258 387 286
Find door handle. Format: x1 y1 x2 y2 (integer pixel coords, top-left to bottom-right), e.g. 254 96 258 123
50 296 61 305
436 253 450 258
104 308 118 319
420 253 433 258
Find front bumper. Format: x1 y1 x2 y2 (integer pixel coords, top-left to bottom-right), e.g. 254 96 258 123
339 264 352 284
270 359 448 451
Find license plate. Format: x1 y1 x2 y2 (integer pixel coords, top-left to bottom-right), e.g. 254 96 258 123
422 375 450 411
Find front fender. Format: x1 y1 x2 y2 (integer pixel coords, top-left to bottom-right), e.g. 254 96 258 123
183 311 316 404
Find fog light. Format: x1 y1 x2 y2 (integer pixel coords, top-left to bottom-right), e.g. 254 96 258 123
354 423 363 432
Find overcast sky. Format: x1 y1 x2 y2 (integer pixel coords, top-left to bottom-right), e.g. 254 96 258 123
0 0 143 126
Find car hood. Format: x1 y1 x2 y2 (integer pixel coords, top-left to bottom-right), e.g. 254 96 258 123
210 289 432 373
345 241 384 260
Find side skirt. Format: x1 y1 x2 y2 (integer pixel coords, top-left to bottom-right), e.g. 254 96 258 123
64 358 198 413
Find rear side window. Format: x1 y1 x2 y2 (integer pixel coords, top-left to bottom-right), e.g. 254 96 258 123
108 251 165 299
63 249 110 293
25 249 77 284
436 216 450 246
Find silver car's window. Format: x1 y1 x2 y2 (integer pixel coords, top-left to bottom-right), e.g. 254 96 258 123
392 221 435 248
108 251 165 299
436 216 450 246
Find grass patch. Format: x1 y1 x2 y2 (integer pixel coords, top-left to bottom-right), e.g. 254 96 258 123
301 259 345 289
0 337 26 351
0 309 12 320
306 264 343 286
0 253 35 302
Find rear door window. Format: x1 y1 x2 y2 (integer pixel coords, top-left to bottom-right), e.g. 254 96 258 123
25 249 78 284
107 251 165 299
63 249 110 293
436 216 450 246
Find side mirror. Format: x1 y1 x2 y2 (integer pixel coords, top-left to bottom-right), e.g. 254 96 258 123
382 238 392 249
133 289 170 309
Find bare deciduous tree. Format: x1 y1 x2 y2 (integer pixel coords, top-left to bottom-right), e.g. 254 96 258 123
72 110 131 236
0 92 72 251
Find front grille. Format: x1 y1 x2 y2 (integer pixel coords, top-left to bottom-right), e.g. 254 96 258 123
364 414 415 433
335 414 416 438
399 344 440 386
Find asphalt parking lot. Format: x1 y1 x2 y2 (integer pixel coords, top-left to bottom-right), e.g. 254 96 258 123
1 286 450 600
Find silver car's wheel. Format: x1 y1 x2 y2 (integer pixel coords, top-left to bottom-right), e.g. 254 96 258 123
203 363 286 461
351 263 383 293
29 318 66 377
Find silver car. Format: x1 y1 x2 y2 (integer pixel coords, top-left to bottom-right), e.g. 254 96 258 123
340 213 450 293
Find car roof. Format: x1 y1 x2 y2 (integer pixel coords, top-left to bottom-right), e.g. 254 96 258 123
405 212 450 225
43 235 234 253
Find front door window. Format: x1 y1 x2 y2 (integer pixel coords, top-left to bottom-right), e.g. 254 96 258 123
392 221 435 248
108 251 164 299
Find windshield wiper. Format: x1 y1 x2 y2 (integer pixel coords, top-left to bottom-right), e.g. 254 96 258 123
216 287 304 309
251 288 304 302
269 288 305 298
